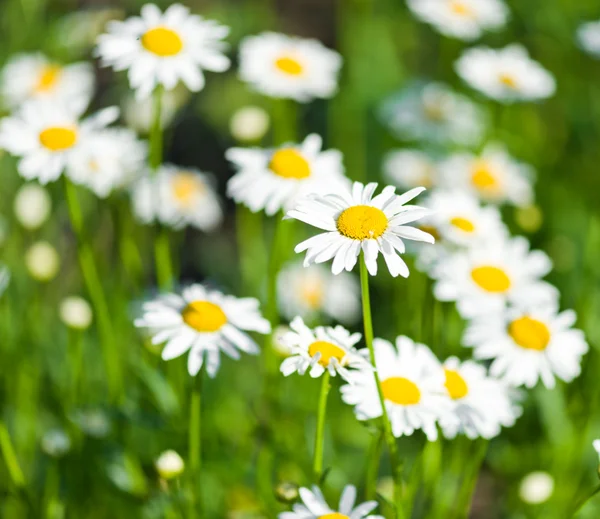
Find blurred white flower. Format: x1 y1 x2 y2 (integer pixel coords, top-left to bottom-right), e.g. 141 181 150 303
122 89 183 134
96 3 230 99
238 32 342 102
594 440 600 461
132 164 223 231
0 53 94 110
25 241 60 282
71 409 111 438
272 324 293 357
229 106 270 142
155 450 184 480
55 8 125 50
519 472 554 504
456 44 556 103
60 296 93 330
578 21 600 58
383 149 439 191
14 183 52 230
41 429 72 458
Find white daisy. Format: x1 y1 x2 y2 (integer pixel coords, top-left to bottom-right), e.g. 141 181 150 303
132 164 223 231
279 316 370 382
95 3 230 99
238 32 342 102
0 53 95 110
406 0 509 41
456 44 556 103
134 284 271 377
66 127 147 197
463 304 588 389
279 484 384 519
378 82 486 146
226 134 348 216
287 181 434 278
439 357 520 440
0 100 119 184
341 336 451 441
432 236 558 318
577 21 600 58
438 143 535 207
383 149 439 191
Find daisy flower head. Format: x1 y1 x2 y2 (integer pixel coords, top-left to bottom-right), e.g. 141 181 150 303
0 53 95 111
383 149 439 191
279 316 369 382
464 304 588 389
0 99 119 184
341 336 451 441
132 164 223 231
577 21 600 58
439 357 520 440
95 3 230 99
279 484 383 519
226 134 348 216
438 143 535 207
135 284 271 377
432 236 558 318
456 44 556 103
407 0 509 41
378 82 486 147
287 182 434 278
238 32 342 102
277 262 361 326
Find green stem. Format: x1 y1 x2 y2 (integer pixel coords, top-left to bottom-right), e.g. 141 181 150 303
149 86 164 170
572 484 600 517
265 216 286 372
272 99 298 145
359 254 404 519
188 371 203 517
313 370 331 482
154 227 174 291
0 421 25 488
68 327 83 406
365 429 385 500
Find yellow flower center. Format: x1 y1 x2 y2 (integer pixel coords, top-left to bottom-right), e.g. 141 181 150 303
308 341 346 366
450 216 475 233
508 316 550 351
39 126 78 151
471 266 511 293
444 369 469 399
337 206 388 241
450 1 474 17
319 515 349 519
301 280 324 309
269 149 311 179
423 99 445 121
275 56 304 76
141 27 183 57
499 73 518 89
35 65 61 92
471 161 497 190
172 173 202 205
381 377 421 405
181 301 227 332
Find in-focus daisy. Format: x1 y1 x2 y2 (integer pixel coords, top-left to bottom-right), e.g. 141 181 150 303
226 134 348 216
456 44 556 103
0 100 119 184
439 357 520 439
287 181 434 278
279 316 370 382
432 236 558 318
464 304 588 388
135 284 271 377
378 82 486 146
66 128 147 197
406 0 509 41
132 164 223 231
438 143 534 207
0 53 95 110
383 149 439 191
96 3 230 98
279 484 383 519
341 336 451 441
577 21 600 58
238 32 342 102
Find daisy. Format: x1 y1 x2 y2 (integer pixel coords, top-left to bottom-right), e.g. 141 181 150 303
463 304 588 389
66 128 147 197
277 262 361 325
455 44 556 103
226 134 348 216
341 336 451 441
238 32 342 102
134 284 271 377
439 357 520 439
132 164 223 231
0 53 95 110
432 236 558 318
279 316 370 382
438 143 535 207
279 484 383 519
577 21 600 58
95 3 230 99
287 181 434 278
378 82 486 146
383 149 439 191
407 0 509 41
0 100 119 184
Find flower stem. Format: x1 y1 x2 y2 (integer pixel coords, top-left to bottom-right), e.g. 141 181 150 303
265 215 286 372
0 421 25 488
188 370 203 517
313 370 331 482
572 483 600 516
154 227 174 291
359 253 404 519
149 86 164 170
365 428 384 500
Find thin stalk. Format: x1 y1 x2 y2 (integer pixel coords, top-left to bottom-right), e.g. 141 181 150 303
68 327 83 405
572 484 600 517
272 99 298 145
149 86 164 170
188 370 203 517
359 254 404 519
313 370 331 482
154 228 174 291
0 421 25 487
265 216 286 372
365 429 385 500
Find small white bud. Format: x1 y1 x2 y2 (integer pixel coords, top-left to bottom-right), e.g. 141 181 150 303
155 450 185 480
25 241 60 282
230 106 270 142
14 183 52 230
519 471 554 504
60 296 93 330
